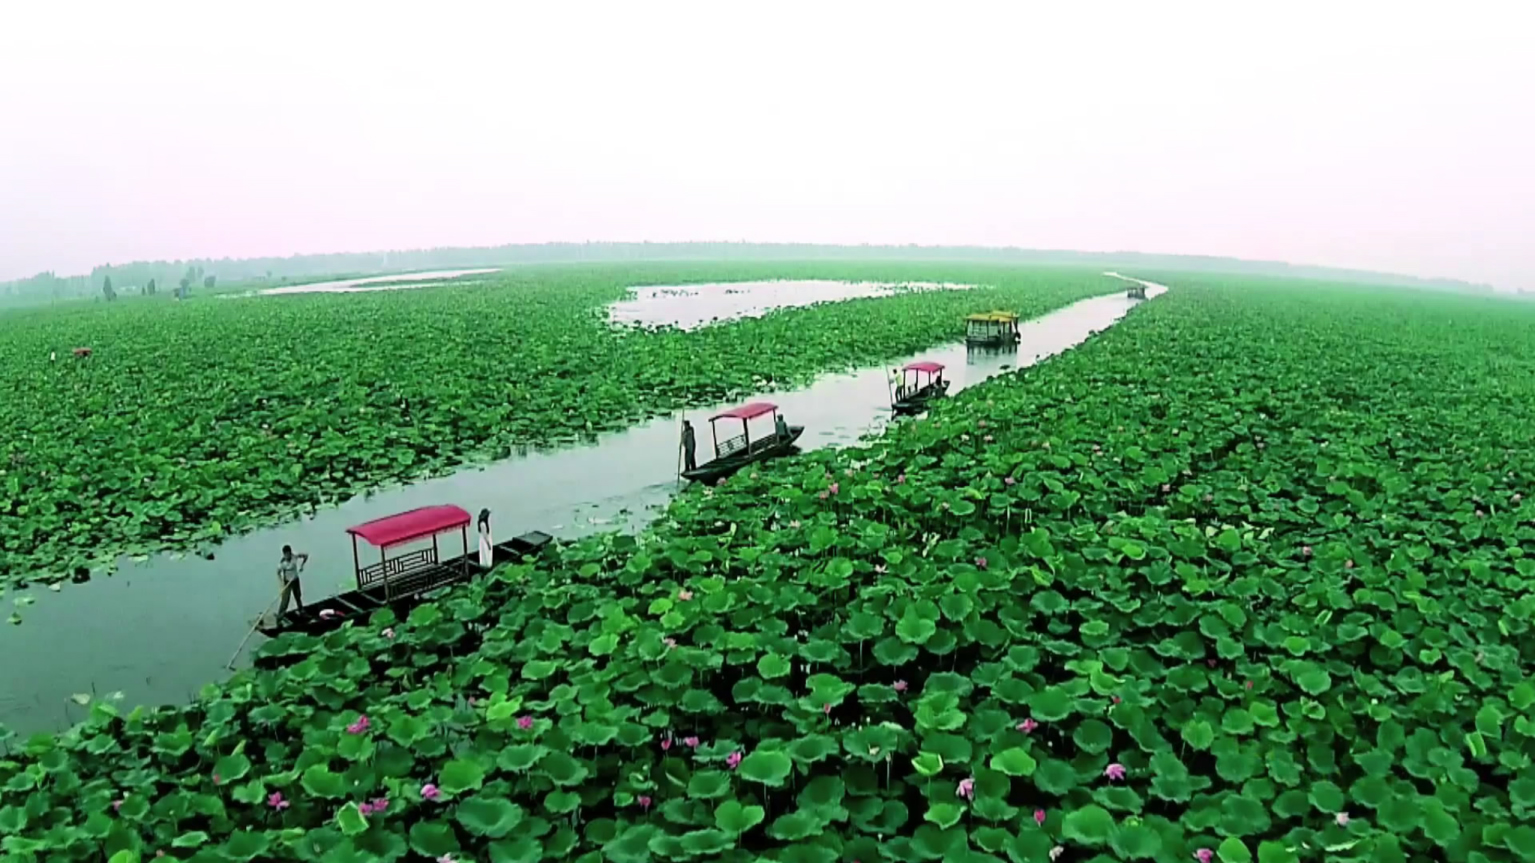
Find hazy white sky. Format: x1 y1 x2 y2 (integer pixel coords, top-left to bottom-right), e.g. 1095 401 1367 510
2 2 1530 287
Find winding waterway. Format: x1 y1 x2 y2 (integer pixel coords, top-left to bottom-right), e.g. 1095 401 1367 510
0 276 1166 733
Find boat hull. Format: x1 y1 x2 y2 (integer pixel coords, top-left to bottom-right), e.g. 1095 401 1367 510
682 426 804 483
892 380 951 416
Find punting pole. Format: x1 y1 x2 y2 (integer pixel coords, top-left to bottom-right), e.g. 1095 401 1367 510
226 593 282 669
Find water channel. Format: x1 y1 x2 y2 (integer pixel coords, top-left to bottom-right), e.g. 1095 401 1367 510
0 276 1166 734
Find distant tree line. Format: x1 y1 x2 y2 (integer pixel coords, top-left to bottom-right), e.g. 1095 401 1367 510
3 242 1496 307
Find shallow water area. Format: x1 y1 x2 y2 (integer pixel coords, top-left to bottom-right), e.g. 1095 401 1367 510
607 280 976 331
244 269 501 296
0 279 1166 734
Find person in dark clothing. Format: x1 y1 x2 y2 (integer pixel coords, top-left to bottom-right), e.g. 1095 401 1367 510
276 545 309 617
681 420 698 471
775 413 790 441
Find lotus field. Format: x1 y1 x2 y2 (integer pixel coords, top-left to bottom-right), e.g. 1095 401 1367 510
0 262 1105 588
6 271 1535 863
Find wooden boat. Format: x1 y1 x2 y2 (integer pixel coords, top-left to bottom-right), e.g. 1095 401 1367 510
681 401 804 483
256 505 553 637
965 311 1021 346
1126 283 1147 299
891 361 951 416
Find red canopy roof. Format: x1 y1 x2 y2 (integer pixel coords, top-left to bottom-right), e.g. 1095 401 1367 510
347 505 472 548
904 361 945 373
711 401 778 422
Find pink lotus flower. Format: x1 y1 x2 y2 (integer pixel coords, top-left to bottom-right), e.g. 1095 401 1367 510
1195 849 1213 863
726 751 743 769
1335 811 1350 826
975 556 988 569
638 795 653 811
1034 809 1046 826
370 797 388 813
112 798 124 812
956 777 975 801
1004 476 1016 486
382 627 395 639
1104 763 1126 781
1111 695 1122 704
896 473 906 484
517 715 533 730
1161 483 1171 492
823 703 833 716
1302 545 1313 558
661 738 672 751
829 482 840 495
437 856 457 863
1017 718 1038 733
983 434 994 443
359 801 375 816
1515 493 1523 503
663 637 677 649
1345 559 1354 569
678 588 694 601
683 736 700 748
346 715 370 735
267 791 289 810
213 772 222 785
893 680 908 692
420 783 441 801
1476 509 1485 518
978 420 987 428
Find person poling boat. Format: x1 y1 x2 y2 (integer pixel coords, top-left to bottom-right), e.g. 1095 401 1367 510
891 361 951 416
254 504 552 638
276 545 309 616
681 420 698 472
680 401 804 484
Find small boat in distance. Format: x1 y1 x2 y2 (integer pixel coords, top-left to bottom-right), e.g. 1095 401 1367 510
965 311 1021 346
256 505 552 637
890 361 951 416
681 401 804 484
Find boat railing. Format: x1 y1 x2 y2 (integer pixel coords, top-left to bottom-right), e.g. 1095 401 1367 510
717 433 749 457
358 546 439 589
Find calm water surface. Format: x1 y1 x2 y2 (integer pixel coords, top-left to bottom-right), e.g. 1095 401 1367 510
0 279 1165 733
607 280 976 331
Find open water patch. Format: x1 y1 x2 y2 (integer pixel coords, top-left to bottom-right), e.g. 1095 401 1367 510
219 269 502 298
606 280 977 331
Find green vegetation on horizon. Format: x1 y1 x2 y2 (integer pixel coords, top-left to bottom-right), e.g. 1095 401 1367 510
5 274 1535 861
1 242 1496 308
0 262 1109 586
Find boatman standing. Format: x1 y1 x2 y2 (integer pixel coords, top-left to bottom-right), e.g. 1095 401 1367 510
681 420 697 472
775 412 790 441
276 545 309 617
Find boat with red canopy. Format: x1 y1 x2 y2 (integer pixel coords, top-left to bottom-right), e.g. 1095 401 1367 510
680 401 804 484
890 361 950 415
257 505 552 637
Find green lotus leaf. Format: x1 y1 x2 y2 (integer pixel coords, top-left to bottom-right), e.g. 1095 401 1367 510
714 799 766 834
1061 804 1115 845
737 750 792 786
988 747 1037 777
456 796 524 838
